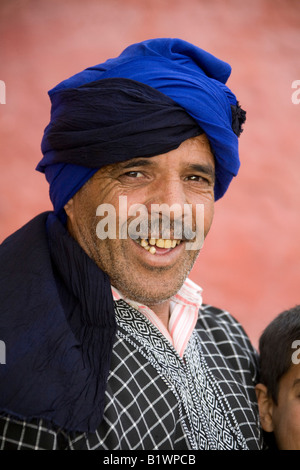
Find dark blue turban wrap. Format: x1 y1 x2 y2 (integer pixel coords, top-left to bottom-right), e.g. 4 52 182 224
37 38 246 219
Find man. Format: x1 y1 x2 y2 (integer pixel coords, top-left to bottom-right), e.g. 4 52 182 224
0 38 263 450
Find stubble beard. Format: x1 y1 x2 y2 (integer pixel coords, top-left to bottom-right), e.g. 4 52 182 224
106 244 200 306
68 201 200 306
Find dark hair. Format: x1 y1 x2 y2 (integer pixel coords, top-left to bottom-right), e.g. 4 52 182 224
258 305 300 404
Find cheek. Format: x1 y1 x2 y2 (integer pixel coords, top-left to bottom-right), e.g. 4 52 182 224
199 200 214 238
80 183 124 226
205 201 214 228
285 404 300 430
273 402 300 449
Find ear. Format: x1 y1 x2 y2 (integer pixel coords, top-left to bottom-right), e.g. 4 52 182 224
255 383 275 433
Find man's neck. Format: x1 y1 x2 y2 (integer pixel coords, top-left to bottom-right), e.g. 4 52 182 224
145 299 171 329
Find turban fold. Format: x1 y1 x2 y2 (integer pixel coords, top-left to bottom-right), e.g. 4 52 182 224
37 38 246 217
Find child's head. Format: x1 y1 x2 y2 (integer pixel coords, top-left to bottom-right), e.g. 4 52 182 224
255 305 300 450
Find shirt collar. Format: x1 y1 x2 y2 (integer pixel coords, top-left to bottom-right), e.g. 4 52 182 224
111 278 202 313
111 278 202 357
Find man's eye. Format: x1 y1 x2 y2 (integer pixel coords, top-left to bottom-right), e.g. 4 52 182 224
124 171 143 178
186 175 208 183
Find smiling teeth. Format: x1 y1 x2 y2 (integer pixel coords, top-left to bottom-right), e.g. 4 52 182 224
137 238 181 254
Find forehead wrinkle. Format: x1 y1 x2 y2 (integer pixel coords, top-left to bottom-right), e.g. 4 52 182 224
118 158 156 169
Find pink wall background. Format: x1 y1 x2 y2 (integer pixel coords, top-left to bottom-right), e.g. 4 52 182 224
1 0 299 348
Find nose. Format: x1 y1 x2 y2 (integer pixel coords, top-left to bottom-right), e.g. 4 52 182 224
146 177 190 241
150 176 187 216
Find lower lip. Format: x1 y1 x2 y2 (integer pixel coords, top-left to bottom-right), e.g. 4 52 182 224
150 246 174 255
130 239 184 263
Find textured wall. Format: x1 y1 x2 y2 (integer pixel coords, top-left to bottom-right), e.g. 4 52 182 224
1 0 299 347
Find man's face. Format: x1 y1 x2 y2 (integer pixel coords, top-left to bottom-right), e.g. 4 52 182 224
270 364 300 450
65 135 215 307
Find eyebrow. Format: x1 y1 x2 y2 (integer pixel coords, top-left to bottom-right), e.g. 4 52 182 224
120 159 215 180
119 158 154 169
188 163 215 181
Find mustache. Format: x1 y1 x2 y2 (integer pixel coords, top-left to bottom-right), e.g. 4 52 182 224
95 199 205 250
124 214 198 241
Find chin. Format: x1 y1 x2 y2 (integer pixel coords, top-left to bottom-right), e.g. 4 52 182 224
116 276 187 305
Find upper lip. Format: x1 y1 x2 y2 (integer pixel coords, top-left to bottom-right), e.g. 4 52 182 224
133 235 195 243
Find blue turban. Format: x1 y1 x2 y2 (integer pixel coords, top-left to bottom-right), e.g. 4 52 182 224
37 38 246 218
